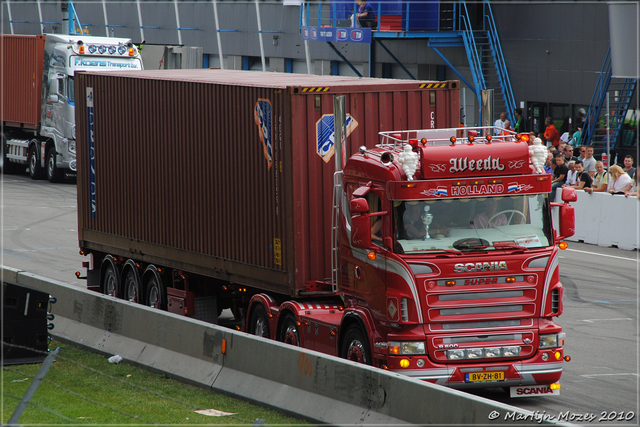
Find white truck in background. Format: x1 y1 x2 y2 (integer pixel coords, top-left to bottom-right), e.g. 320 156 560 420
1 34 143 182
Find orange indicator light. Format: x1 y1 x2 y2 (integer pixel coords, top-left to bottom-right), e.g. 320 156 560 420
558 242 568 250
368 251 377 260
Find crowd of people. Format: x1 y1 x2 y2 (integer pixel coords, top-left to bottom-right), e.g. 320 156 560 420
493 112 638 200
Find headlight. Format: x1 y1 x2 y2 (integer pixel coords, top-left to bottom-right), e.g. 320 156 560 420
69 140 76 154
389 341 426 355
539 333 565 349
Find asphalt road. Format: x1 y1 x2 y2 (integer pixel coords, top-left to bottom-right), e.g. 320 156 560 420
2 174 638 423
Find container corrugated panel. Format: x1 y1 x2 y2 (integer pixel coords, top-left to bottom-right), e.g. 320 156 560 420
75 70 459 296
1 35 45 129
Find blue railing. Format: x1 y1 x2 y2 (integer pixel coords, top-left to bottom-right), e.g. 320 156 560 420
483 0 515 124
459 2 485 104
582 47 613 146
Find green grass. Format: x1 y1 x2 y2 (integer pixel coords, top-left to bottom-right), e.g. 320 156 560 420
3 340 307 425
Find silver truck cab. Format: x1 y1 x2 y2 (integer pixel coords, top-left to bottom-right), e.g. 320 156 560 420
38 34 143 181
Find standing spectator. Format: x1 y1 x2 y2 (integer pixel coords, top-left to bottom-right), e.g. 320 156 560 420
571 127 581 147
550 154 568 202
514 108 526 133
565 160 578 185
563 160 592 190
622 155 636 178
494 112 506 135
584 161 609 194
607 165 632 194
582 145 596 177
543 117 560 148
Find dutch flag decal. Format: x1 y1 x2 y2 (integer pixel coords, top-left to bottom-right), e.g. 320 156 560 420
436 186 448 196
508 182 519 193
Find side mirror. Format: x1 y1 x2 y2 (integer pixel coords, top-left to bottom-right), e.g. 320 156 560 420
48 94 59 103
561 187 577 203
557 203 575 240
350 197 369 214
351 214 372 249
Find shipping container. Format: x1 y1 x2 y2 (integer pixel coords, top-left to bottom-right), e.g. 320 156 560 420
75 70 459 297
1 35 45 129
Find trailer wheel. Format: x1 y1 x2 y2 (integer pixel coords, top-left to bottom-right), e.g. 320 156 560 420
341 325 371 365
28 145 44 180
103 263 119 298
280 314 300 346
123 269 141 304
46 147 65 183
249 305 270 338
146 272 166 310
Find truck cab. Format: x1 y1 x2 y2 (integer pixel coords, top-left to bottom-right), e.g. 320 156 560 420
339 127 575 396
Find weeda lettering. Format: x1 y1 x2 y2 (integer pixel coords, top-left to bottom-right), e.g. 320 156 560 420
449 156 505 174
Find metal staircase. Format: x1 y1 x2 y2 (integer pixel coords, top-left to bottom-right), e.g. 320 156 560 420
459 0 516 125
582 46 637 155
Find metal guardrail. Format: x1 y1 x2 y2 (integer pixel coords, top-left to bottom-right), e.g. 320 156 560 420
2 266 566 425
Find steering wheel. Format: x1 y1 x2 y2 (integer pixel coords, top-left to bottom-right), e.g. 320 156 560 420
486 210 526 228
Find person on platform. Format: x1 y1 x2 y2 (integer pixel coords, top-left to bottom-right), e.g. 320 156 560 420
356 0 376 28
543 117 560 148
514 108 525 133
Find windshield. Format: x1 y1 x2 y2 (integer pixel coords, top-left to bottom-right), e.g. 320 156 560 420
393 194 552 254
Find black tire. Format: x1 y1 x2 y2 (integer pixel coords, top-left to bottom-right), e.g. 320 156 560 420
249 304 270 338
123 268 142 304
46 147 65 183
280 314 300 346
145 271 166 309
341 325 371 365
28 145 45 180
103 263 119 298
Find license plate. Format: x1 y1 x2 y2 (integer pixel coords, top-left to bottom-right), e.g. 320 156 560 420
465 371 505 382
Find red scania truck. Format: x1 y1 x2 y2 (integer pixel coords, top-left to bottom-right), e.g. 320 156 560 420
75 70 575 397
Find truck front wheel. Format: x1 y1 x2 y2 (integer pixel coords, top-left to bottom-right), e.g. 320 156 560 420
28 145 44 180
46 147 65 183
341 325 371 365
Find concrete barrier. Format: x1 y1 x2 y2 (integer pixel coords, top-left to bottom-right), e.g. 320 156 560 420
2 266 565 425
554 188 638 250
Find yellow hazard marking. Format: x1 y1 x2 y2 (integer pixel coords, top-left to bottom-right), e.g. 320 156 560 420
419 83 448 89
302 87 330 92
274 238 282 265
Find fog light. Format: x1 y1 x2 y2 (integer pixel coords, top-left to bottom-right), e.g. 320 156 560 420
399 359 410 368
541 352 549 361
550 382 561 390
484 347 502 358
554 351 562 360
502 346 520 357
447 349 465 360
416 358 425 367
466 348 484 359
